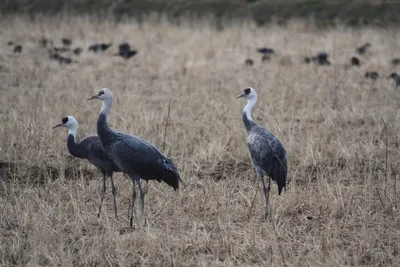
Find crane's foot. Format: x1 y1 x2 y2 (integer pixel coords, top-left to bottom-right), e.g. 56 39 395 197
142 216 148 228
113 203 118 219
263 208 272 222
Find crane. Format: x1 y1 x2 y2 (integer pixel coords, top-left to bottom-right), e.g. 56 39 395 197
52 116 121 218
236 87 287 218
87 88 181 227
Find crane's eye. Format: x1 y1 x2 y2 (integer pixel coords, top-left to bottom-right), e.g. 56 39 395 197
244 88 251 95
99 91 104 96
62 117 68 124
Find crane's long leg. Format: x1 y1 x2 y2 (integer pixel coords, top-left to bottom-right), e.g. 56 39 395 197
137 180 148 226
137 179 145 217
256 167 270 219
129 179 136 228
98 172 107 218
265 176 271 218
109 173 118 219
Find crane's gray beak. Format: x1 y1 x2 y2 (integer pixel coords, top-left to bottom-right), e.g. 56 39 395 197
52 123 64 129
87 95 99 100
236 92 246 99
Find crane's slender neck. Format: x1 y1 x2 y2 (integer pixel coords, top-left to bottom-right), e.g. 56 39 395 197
66 123 86 158
243 96 257 132
100 98 112 119
97 97 116 147
68 124 78 140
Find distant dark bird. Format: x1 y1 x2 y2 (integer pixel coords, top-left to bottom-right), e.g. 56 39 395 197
48 51 76 65
305 52 331 66
73 47 82 56
351 56 360 67
87 88 182 227
13 45 22 53
314 52 330 65
365 71 379 80
119 50 137 59
53 47 70 53
257 47 275 55
356 43 371 55
58 56 75 65
39 38 49 48
62 38 72 46
52 116 121 218
88 44 100 52
391 58 400 66
7 41 13 46
119 42 130 53
389 72 400 86
100 43 112 51
48 51 61 61
115 43 137 59
303 57 311 64
88 43 112 52
245 58 254 66
236 87 287 218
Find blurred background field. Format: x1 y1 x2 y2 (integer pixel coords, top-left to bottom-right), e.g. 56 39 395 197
1 1 400 266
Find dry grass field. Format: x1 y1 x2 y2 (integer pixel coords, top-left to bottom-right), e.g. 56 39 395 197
1 14 400 266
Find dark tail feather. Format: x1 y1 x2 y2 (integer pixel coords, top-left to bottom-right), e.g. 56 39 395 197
275 173 286 195
277 183 285 195
274 155 287 195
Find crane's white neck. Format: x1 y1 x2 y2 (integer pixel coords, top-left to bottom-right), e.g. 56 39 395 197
100 97 112 118
243 96 257 121
68 123 78 140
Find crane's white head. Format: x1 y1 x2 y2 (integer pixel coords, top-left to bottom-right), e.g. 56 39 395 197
87 88 113 101
236 87 257 100
52 116 78 129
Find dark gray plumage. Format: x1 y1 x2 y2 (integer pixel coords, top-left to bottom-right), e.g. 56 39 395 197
245 58 254 66
88 88 181 227
365 71 379 80
351 56 360 67
88 43 112 52
356 43 371 55
115 42 137 59
236 87 287 218
13 45 22 53
304 52 331 66
257 47 275 55
62 38 72 46
73 47 83 56
314 52 331 65
52 116 120 218
391 58 400 66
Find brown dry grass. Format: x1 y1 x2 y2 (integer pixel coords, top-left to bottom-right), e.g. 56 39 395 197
1 15 400 266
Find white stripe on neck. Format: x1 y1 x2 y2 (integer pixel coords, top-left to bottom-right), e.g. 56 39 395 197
243 96 257 121
100 98 112 118
68 124 78 140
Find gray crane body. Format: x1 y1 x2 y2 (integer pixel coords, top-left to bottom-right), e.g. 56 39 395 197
67 134 120 176
97 112 180 189
88 88 181 227
237 87 287 217
52 116 120 218
244 114 287 194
